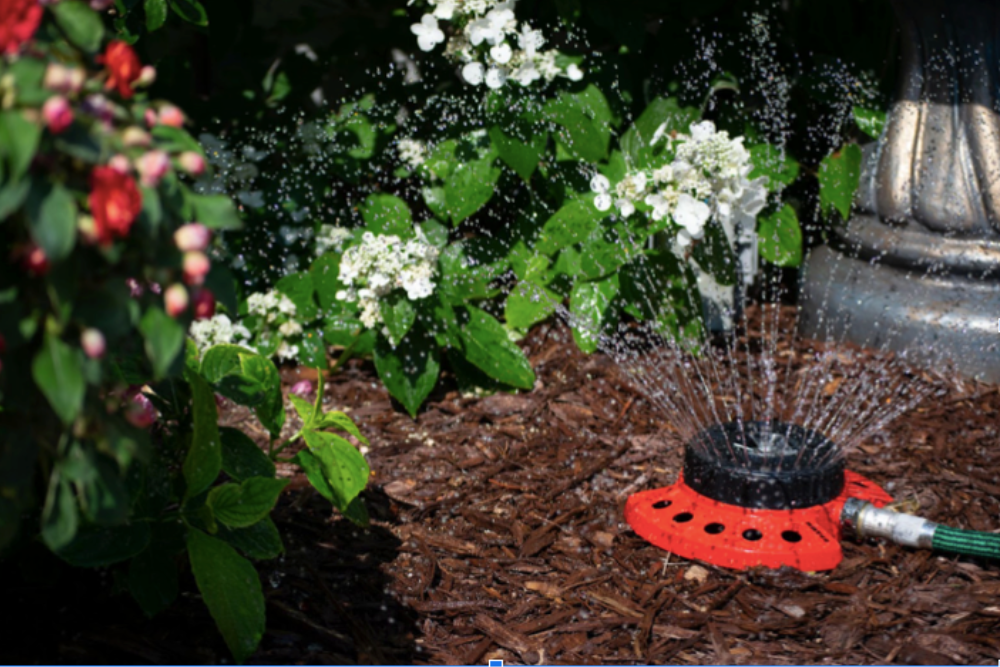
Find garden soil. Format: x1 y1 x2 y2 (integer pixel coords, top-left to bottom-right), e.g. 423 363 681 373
5 307 1000 665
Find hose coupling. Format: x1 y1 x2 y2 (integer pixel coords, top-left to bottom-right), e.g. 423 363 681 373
840 497 937 549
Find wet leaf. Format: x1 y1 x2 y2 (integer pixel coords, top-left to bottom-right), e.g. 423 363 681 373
373 325 440 417
55 522 151 567
853 106 886 140
299 430 370 511
139 307 185 378
183 373 222 499
818 143 862 221
216 517 284 560
207 477 289 529
362 193 412 237
758 204 802 267
570 275 619 354
51 1 105 53
220 427 275 481
505 280 560 330
32 331 84 426
489 125 546 181
458 307 534 389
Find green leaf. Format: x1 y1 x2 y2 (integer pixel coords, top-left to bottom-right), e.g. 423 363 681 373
275 271 318 321
202 347 283 435
579 227 636 280
241 354 284 436
216 517 284 560
139 307 185 378
381 291 416 347
373 326 439 418
314 411 368 445
545 85 613 162
76 449 129 526
187 529 265 664
419 218 449 247
144 0 168 30
853 107 886 140
690 219 738 286
421 185 448 220
361 193 412 237
297 330 328 370
570 275 619 354
818 143 863 220
183 373 222 499
207 478 289 529
220 427 275 481
151 125 203 154
537 199 604 255
32 331 84 425
55 522 151 567
489 125 546 181
0 110 42 183
129 546 178 617
505 280 560 330
0 176 30 220
53 124 102 163
168 0 208 26
620 97 699 170
444 157 501 224
191 194 242 230
41 473 78 550
311 253 343 312
298 430 370 511
51 1 105 53
758 204 803 267
749 144 800 191
204 263 239 317
26 181 77 262
458 307 535 389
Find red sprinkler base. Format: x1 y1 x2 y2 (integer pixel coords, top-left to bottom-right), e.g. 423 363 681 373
625 470 893 571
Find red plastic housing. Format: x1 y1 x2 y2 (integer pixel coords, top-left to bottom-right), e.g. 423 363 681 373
625 470 893 571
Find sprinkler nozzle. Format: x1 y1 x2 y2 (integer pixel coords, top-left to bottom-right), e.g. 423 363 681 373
840 497 936 549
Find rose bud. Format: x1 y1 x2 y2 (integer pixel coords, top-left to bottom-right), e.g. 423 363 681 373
174 223 210 252
122 126 151 148
144 107 157 128
126 277 143 298
42 95 73 134
77 214 99 245
136 65 156 88
182 251 210 285
192 288 215 320
157 104 185 128
124 386 157 428
23 245 49 276
81 328 106 359
164 283 189 317
90 0 114 10
290 379 315 399
177 151 206 176
108 153 131 174
135 149 170 187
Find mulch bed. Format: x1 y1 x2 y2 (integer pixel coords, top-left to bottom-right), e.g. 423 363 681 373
5 307 1000 665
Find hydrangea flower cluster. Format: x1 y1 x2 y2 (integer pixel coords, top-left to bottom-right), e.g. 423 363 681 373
314 224 354 257
410 0 583 89
189 314 253 354
591 120 768 257
397 137 429 170
336 230 440 329
247 290 305 361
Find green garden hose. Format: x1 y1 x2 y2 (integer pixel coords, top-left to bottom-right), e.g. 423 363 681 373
841 498 1000 560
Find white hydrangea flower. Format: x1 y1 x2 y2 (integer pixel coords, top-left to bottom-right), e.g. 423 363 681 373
189 314 253 355
484 66 507 89
336 228 440 329
279 320 303 338
590 173 612 212
565 63 584 81
315 224 354 257
489 42 512 64
673 193 712 247
428 0 456 19
397 137 429 170
462 61 486 85
412 14 446 52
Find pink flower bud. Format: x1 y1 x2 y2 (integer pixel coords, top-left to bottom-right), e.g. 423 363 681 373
42 96 73 134
90 0 115 9
182 251 211 285
43 63 84 94
135 149 171 187
122 126 151 147
192 288 216 320
124 386 157 428
136 65 156 87
81 328 106 359
177 151 206 176
157 105 185 128
290 379 315 399
22 245 49 276
77 215 99 244
174 223 211 252
164 283 189 317
144 108 157 128
108 153 131 174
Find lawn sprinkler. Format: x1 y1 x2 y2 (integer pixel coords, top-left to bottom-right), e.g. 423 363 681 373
625 420 1000 571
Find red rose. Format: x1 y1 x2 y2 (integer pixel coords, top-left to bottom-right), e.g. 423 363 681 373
89 165 142 245
0 0 42 55
97 40 142 99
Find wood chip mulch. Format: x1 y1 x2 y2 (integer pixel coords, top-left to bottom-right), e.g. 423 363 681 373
5 307 1000 665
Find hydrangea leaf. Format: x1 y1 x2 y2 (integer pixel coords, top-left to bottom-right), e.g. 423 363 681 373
570 274 620 354
620 97 699 170
311 253 343 312
54 522 151 568
207 478 289 529
818 143 863 221
32 330 85 426
458 307 534 389
275 271 318 321
853 107 887 140
187 528 265 664
220 427 275 481
373 325 439 417
758 203 803 267
489 125 547 181
536 199 605 255
444 157 501 225
215 517 284 560
381 291 416 347
505 280 560 330
183 372 222 499
139 307 185 378
298 429 370 510
749 144 800 191
361 193 412 237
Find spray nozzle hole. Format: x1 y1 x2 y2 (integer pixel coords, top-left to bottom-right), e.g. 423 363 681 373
652 500 672 509
781 530 802 543
704 523 725 535
673 512 693 523
742 529 763 541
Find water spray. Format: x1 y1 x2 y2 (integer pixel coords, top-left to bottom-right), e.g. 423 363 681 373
625 420 1000 571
